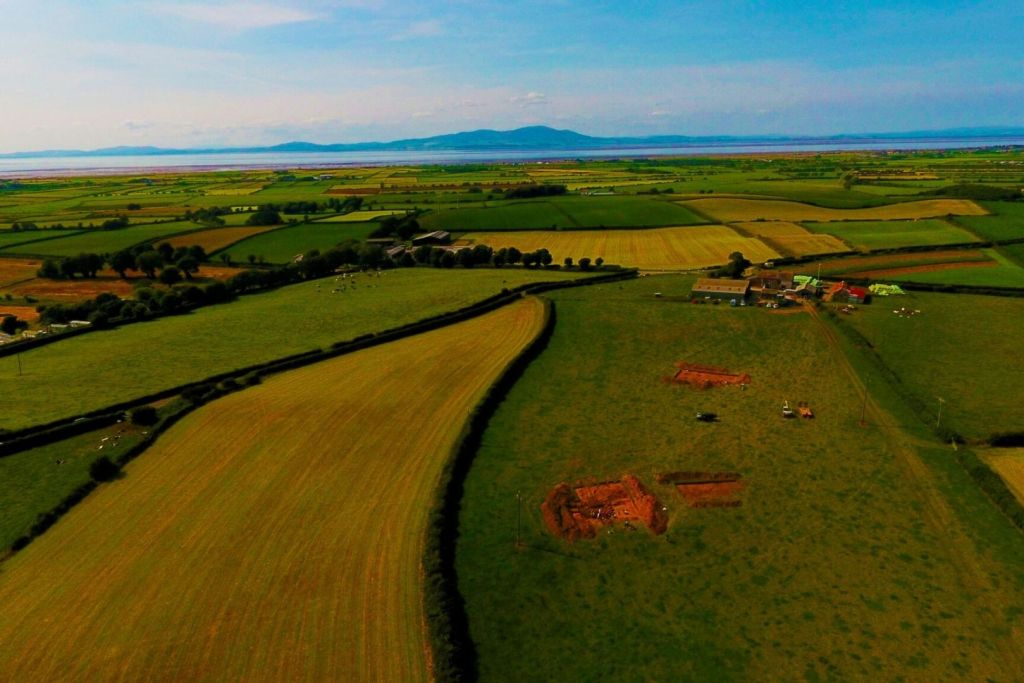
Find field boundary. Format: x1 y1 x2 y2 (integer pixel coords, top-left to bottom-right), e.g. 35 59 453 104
422 297 556 682
0 269 637 456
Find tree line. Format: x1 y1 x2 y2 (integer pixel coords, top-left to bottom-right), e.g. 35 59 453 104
37 242 208 284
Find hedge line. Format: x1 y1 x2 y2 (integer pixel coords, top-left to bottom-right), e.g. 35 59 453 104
422 298 557 682
0 269 637 459
954 448 1024 534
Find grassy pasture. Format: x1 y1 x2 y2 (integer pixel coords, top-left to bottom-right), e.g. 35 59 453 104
0 229 82 250
804 219 980 251
457 276 1024 680
843 290 1024 440
2 221 204 257
731 221 849 256
794 249 993 278
220 221 378 261
953 201 1024 242
3 265 243 304
316 210 406 222
683 198 987 223
464 226 780 270
0 298 546 681
0 268 589 430
162 225 278 253
420 196 706 232
870 249 1024 287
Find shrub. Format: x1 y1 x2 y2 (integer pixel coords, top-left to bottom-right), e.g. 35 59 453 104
89 456 121 482
130 406 159 426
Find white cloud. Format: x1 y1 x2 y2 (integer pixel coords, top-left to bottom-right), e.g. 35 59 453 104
150 2 323 30
509 91 547 106
391 18 444 40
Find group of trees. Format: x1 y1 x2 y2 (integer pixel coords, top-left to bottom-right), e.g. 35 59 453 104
39 278 233 326
712 251 751 279
0 314 28 335
37 242 206 283
504 184 567 200
370 212 421 240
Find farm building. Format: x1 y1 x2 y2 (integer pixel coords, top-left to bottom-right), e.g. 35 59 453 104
691 278 750 301
824 281 869 304
412 230 452 246
385 245 407 260
748 270 795 291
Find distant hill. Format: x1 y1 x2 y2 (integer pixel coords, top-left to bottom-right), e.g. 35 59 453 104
3 125 1024 158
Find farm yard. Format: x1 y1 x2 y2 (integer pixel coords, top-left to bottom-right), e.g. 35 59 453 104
683 197 988 223
462 226 780 270
0 268 588 430
0 298 547 681
456 275 1024 681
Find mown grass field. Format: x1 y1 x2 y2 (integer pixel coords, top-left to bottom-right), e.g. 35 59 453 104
456 275 1024 680
465 226 779 270
0 298 546 681
1 221 205 257
0 229 82 250
983 449 1024 505
872 249 1024 287
841 290 1024 441
731 221 849 256
804 219 980 251
683 198 987 223
794 249 993 278
421 196 706 231
162 225 278 253
316 210 406 222
219 221 378 261
0 268 589 430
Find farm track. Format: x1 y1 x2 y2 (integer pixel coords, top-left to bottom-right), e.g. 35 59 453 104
807 305 1024 670
0 297 548 682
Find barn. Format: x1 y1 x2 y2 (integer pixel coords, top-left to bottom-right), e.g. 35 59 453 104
691 278 750 302
411 230 452 246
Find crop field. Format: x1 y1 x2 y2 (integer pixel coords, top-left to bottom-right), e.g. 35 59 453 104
0 228 82 250
794 249 994 278
456 275 1024 680
220 221 378 261
842 290 1024 441
731 221 849 256
0 268 589 430
1 221 205 257
0 304 39 322
804 219 980 251
3 264 243 303
464 226 779 270
316 210 406 222
953 202 1024 242
683 198 987 223
0 298 546 681
848 249 1024 288
983 450 1024 505
420 196 706 232
162 225 279 253
0 258 40 287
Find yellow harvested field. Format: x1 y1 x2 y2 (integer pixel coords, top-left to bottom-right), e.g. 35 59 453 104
320 210 407 222
985 449 1024 506
163 225 278 252
733 221 850 256
0 298 547 682
205 185 264 196
464 226 780 270
683 198 988 222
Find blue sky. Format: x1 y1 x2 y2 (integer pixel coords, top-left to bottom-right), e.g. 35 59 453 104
2 0 1022 150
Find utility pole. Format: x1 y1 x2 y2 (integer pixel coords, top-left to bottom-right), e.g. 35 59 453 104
515 490 522 549
16 353 22 377
936 397 945 428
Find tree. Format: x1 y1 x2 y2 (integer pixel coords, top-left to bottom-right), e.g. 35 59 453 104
219 252 232 266
595 257 604 268
159 266 183 285
579 257 592 271
129 406 159 426
176 256 199 280
413 245 434 264
89 456 121 482
156 241 175 261
399 251 417 267
506 247 522 265
79 253 104 278
37 259 61 279
537 248 553 266
246 207 282 226
564 257 574 267
457 248 476 268
0 315 27 335
439 250 456 268
109 250 136 278
136 251 163 279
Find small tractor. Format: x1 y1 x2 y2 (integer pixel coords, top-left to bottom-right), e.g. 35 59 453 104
797 401 814 419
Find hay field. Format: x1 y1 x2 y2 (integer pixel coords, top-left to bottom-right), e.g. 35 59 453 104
684 198 987 222
0 298 546 681
732 221 849 256
162 225 278 253
984 450 1024 505
318 210 406 222
0 268 588 430
804 219 980 251
0 258 40 287
464 226 779 270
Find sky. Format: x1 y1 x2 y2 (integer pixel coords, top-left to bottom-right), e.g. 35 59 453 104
2 0 1022 151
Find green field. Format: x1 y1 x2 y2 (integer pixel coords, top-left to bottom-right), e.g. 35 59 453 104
419 196 707 231
218 221 379 261
0 299 546 681
842 290 1024 441
0 229 83 250
0 268 590 431
804 219 980 250
881 249 1024 287
456 275 1024 680
1 221 204 257
953 202 1024 241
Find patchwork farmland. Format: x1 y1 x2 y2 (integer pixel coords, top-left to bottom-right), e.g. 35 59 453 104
684 197 988 223
0 298 547 681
